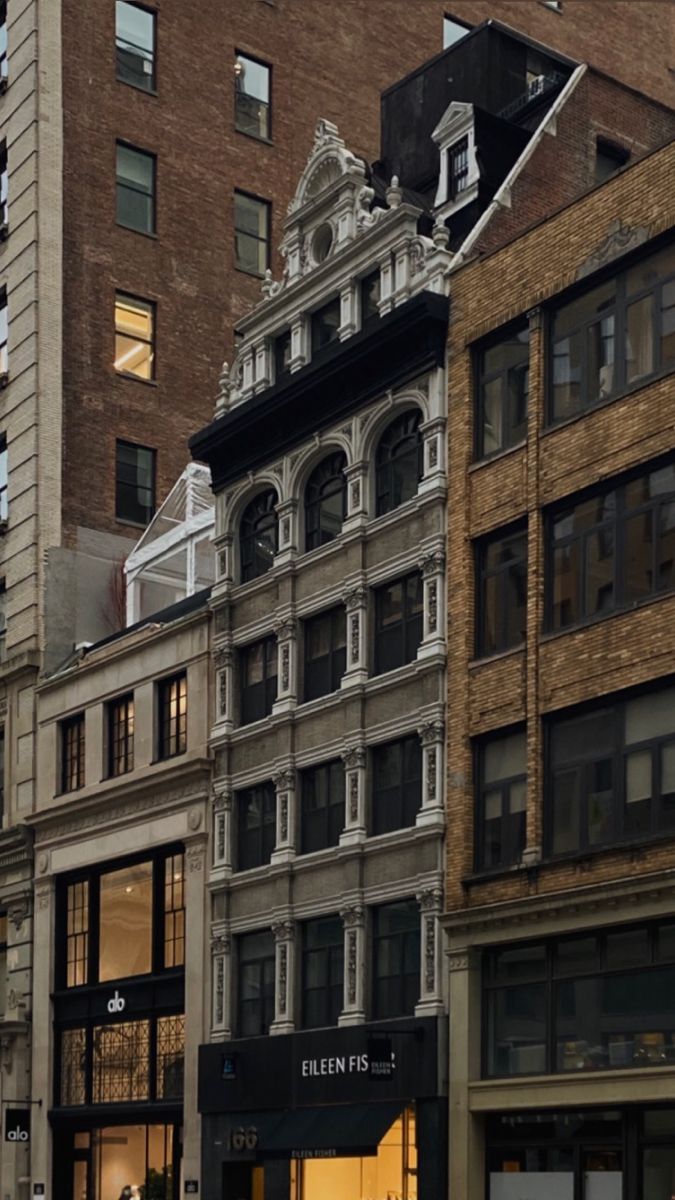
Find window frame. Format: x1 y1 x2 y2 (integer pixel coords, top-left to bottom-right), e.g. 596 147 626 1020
545 683 675 858
157 672 187 761
371 735 422 836
107 692 135 778
239 635 278 726
545 457 675 633
300 759 345 854
114 291 155 381
448 136 469 200
61 713 85 794
475 322 530 460
236 929 275 1037
304 451 347 552
547 239 675 425
310 296 341 356
115 140 156 235
235 781 276 872
443 13 472 48
303 605 346 702
301 915 344 1030
375 409 423 517
0 288 7 377
115 0 157 93
475 524 527 658
373 571 424 676
371 899 421 1020
239 489 278 583
234 50 272 142
474 728 527 872
115 438 156 526
234 189 270 277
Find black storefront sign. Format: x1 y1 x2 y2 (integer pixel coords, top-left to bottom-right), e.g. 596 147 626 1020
367 1035 394 1080
4 1108 30 1142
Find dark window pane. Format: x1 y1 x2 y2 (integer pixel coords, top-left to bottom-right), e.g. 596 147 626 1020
234 192 270 275
108 693 135 776
304 452 346 551
237 930 275 1036
376 410 422 515
61 714 85 793
477 529 526 656
477 327 529 458
487 982 547 1076
311 298 341 354
372 736 422 835
374 571 423 675
235 54 270 140
116 1 155 91
303 606 346 701
372 900 420 1019
239 636 277 725
236 783 276 871
240 490 278 582
301 760 344 853
361 270 380 324
116 440 155 524
275 330 292 379
302 916 343 1028
116 143 155 234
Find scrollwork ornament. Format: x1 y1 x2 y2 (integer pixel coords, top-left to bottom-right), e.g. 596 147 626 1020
349 773 359 821
417 886 443 913
417 719 444 747
418 549 445 578
272 920 294 943
341 745 366 771
340 905 364 928
342 586 367 612
425 916 436 993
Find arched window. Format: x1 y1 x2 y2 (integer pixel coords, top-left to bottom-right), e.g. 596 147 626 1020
240 490 278 582
304 452 347 551
375 410 423 516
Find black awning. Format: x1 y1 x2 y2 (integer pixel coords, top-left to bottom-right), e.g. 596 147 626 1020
258 1101 402 1160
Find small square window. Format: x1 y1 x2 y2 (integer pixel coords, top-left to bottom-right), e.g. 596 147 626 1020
115 440 155 525
61 714 85 793
235 53 271 140
157 673 187 760
116 143 156 234
234 191 270 276
116 1 156 91
114 293 155 380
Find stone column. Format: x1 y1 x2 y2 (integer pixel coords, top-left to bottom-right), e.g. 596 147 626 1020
210 931 232 1041
419 415 445 494
339 280 357 339
340 745 366 845
415 887 444 1015
2 888 32 1200
271 920 295 1035
341 585 368 687
289 314 307 373
183 838 207 1191
30 877 54 1198
211 787 232 876
215 532 234 585
273 616 297 714
338 904 365 1025
276 499 298 564
214 644 234 733
417 549 446 659
271 767 296 864
416 719 445 827
447 947 484 1200
343 462 368 530
253 338 271 392
240 346 255 398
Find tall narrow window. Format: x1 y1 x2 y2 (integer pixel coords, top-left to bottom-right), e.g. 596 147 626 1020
304 452 346 551
372 900 420 1019
476 326 529 458
0 142 7 230
236 782 276 871
240 490 277 582
164 853 185 968
61 714 85 793
114 293 155 380
239 636 277 725
234 191 270 276
116 1 156 91
234 53 271 140
0 290 7 376
311 298 341 355
274 330 292 380
115 440 155 525
116 143 156 235
303 606 346 701
449 137 469 199
476 729 527 870
361 270 380 325
108 693 135 777
373 572 423 675
476 527 527 656
0 434 7 521
157 672 187 759
66 881 89 987
375 410 423 515
302 916 344 1029
300 760 345 853
371 735 422 835
237 930 275 1036
0 1 7 86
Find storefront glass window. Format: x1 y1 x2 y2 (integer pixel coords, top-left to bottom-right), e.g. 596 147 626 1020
92 1124 174 1200
99 862 153 981
297 1108 417 1200
93 1019 151 1102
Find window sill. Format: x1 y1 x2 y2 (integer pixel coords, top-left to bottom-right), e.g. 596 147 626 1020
116 222 158 241
469 643 525 669
116 76 158 98
540 586 675 643
463 860 528 886
115 371 158 387
469 440 526 471
115 517 153 532
235 128 273 146
542 362 675 437
235 266 268 280
543 828 675 868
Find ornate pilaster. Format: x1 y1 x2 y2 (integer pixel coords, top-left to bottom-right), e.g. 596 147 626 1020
341 584 368 686
214 643 234 733
253 338 272 393
271 920 295 1034
417 719 445 826
212 788 232 874
419 415 445 492
240 346 255 399
343 462 368 529
276 499 298 563
272 615 297 713
215 533 234 584
339 280 357 339
210 932 232 1040
289 313 308 373
338 904 365 1024
271 767 296 863
415 887 444 1015
340 744 366 844
417 549 446 658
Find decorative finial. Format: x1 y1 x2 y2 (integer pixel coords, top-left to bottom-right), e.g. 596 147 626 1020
386 174 403 209
261 268 275 299
432 218 450 249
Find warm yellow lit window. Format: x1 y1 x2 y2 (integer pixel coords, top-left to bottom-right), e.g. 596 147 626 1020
296 1107 417 1200
115 293 154 380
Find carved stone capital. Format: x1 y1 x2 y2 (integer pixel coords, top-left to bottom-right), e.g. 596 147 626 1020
416 886 443 913
272 920 295 943
273 769 295 792
273 616 297 640
342 585 368 611
212 788 232 813
214 645 234 671
417 719 444 746
7 899 30 932
340 905 365 928
418 549 445 577
211 935 231 956
341 745 366 770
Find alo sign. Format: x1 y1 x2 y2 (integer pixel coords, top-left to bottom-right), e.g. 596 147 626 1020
107 989 126 1014
4 1108 30 1142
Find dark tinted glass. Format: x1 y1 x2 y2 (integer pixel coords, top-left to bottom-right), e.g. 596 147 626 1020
115 440 155 525
375 410 422 515
116 2 155 91
311 298 341 354
240 490 277 582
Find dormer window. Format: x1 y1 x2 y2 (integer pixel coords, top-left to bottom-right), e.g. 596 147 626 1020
311 298 341 355
449 137 469 200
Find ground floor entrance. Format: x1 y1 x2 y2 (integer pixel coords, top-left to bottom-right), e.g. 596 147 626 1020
487 1106 675 1199
55 1122 180 1200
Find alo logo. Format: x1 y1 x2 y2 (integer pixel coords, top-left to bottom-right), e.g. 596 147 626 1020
4 1109 30 1143
107 989 126 1014
7 1126 29 1141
